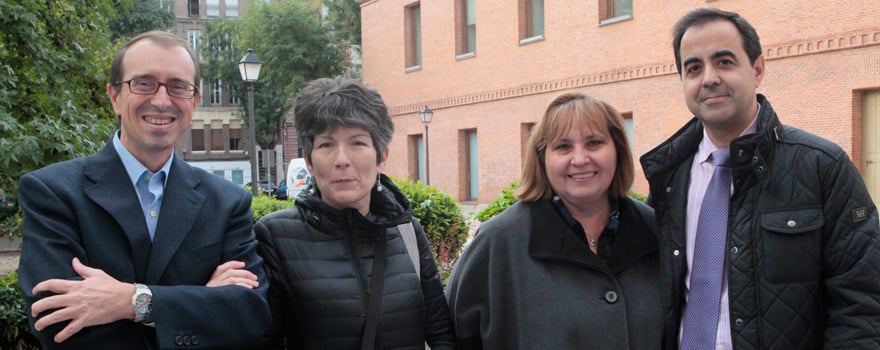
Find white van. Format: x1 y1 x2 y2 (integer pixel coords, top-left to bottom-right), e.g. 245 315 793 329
286 158 311 199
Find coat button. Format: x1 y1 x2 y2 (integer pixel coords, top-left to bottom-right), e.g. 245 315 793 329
730 246 738 254
192 335 199 345
787 220 796 227
673 249 680 256
184 336 191 345
752 156 759 163
735 318 744 327
175 336 183 345
604 290 618 304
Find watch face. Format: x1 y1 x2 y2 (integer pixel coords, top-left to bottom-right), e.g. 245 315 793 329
135 294 152 313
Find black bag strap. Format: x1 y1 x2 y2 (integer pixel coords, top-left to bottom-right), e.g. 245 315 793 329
361 232 388 350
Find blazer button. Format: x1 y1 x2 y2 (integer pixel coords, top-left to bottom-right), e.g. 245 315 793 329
604 290 619 304
192 335 199 345
735 318 745 327
673 249 680 256
175 336 183 345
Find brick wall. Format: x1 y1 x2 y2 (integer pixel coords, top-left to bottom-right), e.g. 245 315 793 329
361 0 880 202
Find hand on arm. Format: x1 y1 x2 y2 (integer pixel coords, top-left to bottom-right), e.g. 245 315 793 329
30 258 135 343
206 260 259 289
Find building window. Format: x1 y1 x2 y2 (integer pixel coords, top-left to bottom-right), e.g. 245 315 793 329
231 170 244 185
213 170 225 177
600 0 632 24
192 129 205 151
211 79 223 105
211 128 224 151
227 83 239 105
462 129 479 201
622 112 634 154
188 0 199 17
405 3 422 70
226 0 239 17
187 30 201 58
455 0 475 56
519 0 544 43
207 0 220 17
230 128 241 150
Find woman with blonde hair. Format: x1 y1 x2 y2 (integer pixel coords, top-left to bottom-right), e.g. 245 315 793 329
446 92 661 349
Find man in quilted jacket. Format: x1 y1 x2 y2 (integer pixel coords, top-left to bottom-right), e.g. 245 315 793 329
640 8 880 349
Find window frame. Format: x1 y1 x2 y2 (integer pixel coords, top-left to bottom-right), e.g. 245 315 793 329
518 0 544 45
599 0 633 25
405 3 422 71
455 0 476 58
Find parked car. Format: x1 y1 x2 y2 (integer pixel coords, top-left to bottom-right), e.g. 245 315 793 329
286 158 312 200
273 180 288 200
245 181 274 196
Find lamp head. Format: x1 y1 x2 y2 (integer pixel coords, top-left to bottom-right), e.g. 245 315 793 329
238 48 262 82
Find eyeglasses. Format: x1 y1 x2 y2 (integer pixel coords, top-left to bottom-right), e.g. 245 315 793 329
117 78 199 99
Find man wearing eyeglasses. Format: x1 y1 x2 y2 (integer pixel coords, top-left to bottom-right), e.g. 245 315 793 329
16 31 270 349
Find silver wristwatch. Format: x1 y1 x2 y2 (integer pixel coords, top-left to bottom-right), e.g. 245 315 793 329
132 283 152 323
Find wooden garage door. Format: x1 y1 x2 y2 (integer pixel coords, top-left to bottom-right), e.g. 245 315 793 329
863 91 880 206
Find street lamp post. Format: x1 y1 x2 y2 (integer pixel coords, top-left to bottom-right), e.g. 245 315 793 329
239 48 263 196
419 105 433 185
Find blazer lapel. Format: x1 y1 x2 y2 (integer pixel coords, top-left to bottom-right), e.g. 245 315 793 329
145 157 203 284
83 142 152 281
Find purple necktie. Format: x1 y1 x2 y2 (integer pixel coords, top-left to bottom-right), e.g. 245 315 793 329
681 148 731 349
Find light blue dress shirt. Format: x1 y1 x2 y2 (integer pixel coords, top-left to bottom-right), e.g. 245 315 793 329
112 132 172 240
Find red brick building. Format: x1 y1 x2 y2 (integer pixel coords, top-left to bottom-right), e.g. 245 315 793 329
360 0 880 204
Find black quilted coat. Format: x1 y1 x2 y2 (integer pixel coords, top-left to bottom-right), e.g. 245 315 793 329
254 175 455 349
640 95 880 349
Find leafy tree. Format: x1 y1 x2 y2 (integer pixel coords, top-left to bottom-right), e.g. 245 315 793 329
324 0 361 46
109 0 175 41
239 0 345 151
0 0 126 193
324 0 361 78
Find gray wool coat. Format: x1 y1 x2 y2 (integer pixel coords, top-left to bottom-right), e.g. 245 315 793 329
446 197 662 349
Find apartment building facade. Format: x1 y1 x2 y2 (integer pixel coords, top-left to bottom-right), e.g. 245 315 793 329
360 0 880 204
166 0 289 187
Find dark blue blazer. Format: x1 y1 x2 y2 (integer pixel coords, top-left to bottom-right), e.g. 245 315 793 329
17 141 270 349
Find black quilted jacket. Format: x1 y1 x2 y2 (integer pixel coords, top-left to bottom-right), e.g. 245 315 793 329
640 95 880 349
254 175 454 349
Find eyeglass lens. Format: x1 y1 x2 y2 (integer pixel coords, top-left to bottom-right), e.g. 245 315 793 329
129 79 195 98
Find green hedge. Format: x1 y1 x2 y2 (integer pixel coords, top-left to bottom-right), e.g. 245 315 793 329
392 178 469 282
0 272 39 350
250 194 294 222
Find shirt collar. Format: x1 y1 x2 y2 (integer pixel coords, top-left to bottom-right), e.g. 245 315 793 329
697 102 762 165
551 195 621 236
112 131 173 187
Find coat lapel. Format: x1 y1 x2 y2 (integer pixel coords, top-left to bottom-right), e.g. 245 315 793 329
528 200 606 269
145 157 203 284
83 142 152 281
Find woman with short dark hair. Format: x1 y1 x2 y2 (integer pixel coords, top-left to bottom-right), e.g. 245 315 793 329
255 77 454 350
